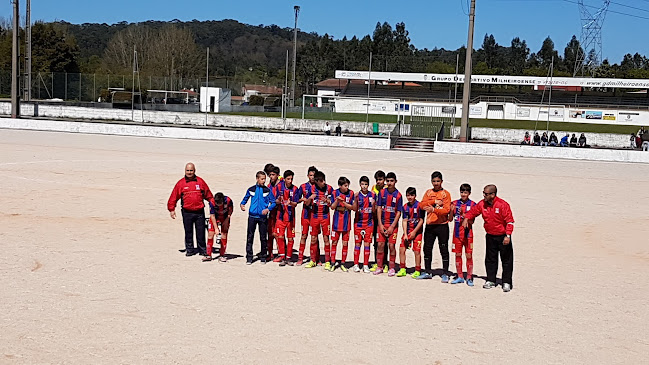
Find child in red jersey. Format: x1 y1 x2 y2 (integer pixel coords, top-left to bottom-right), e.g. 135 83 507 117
398 187 425 277
375 172 404 276
304 171 334 269
449 183 477 286
297 166 318 265
352 176 376 273
203 192 234 262
274 170 301 266
267 165 281 262
330 176 355 272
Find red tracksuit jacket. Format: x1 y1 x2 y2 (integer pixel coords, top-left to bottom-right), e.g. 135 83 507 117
464 196 515 236
167 176 215 211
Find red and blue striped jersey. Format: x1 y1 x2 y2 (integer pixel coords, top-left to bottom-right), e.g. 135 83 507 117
377 189 404 226
332 189 355 232
276 181 301 223
355 191 376 228
209 196 233 221
310 184 334 219
268 180 281 219
300 182 315 220
451 199 477 239
403 200 424 234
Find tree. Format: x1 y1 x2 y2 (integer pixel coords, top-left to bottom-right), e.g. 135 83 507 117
563 35 583 75
508 37 529 74
31 22 80 73
537 36 559 68
480 34 498 69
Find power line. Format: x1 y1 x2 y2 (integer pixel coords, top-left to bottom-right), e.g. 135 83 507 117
610 1 649 14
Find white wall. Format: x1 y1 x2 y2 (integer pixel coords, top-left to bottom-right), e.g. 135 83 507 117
333 98 649 126
0 118 390 150
434 141 649 164
0 102 399 135
448 127 629 149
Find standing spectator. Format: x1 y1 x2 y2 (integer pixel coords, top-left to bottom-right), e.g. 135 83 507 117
641 129 649 151
240 171 276 265
521 131 531 145
560 134 569 147
549 132 558 146
335 123 342 136
541 132 549 146
533 132 541 146
569 134 578 147
168 163 215 257
578 133 589 148
462 185 515 292
630 133 637 149
418 171 452 282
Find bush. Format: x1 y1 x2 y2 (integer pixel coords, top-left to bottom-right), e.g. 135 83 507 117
249 95 264 106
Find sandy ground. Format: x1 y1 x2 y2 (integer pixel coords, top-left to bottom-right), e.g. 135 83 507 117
1 129 649 364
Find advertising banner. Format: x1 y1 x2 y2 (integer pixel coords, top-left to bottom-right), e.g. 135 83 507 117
619 112 640 123
516 107 530 118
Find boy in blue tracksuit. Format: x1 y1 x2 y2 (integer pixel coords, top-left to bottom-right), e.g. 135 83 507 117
240 171 276 264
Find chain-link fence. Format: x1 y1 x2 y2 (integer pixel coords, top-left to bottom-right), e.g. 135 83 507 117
0 70 233 102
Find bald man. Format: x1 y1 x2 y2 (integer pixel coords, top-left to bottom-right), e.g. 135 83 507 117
462 185 515 292
168 163 215 256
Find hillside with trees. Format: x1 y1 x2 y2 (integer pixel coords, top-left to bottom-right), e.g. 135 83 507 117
1 18 649 97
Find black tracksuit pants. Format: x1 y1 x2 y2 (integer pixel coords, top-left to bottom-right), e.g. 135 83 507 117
423 223 449 273
182 209 206 254
246 216 268 262
485 234 514 286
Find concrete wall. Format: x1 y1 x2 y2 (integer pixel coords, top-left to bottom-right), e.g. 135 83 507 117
0 102 398 135
448 126 629 149
334 98 649 126
434 141 649 164
0 118 390 150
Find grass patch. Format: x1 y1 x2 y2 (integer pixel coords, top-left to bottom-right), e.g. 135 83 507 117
220 111 639 135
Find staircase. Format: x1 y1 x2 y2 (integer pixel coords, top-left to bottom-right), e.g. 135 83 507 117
392 137 436 152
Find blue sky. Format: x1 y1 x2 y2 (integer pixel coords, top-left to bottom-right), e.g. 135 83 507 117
6 0 649 63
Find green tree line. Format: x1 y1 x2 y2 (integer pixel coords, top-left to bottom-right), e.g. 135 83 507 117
1 19 648 94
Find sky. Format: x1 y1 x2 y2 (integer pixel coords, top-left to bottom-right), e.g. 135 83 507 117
3 0 649 63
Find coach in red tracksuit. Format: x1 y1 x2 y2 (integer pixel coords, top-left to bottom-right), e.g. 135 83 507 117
463 184 515 292
168 163 215 256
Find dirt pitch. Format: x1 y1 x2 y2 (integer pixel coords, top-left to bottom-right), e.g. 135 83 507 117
1 129 648 364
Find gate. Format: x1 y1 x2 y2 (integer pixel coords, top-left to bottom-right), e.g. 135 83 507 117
409 105 456 139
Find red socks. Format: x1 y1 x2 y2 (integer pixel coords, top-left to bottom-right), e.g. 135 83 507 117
377 252 385 268
341 244 348 264
364 246 371 266
310 242 318 262
467 256 473 279
298 241 306 261
277 236 286 257
415 265 421 272
389 251 396 270
456 255 464 279
206 237 213 256
353 245 361 265
330 243 337 264
219 238 227 256
286 239 294 260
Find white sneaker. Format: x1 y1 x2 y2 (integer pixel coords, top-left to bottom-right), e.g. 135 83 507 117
352 264 361 272
502 283 512 292
363 265 371 274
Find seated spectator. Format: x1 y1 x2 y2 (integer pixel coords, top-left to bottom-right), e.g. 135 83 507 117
533 132 541 146
631 133 637 149
521 131 531 145
541 132 549 146
578 133 590 148
560 134 569 147
569 133 578 147
335 123 342 136
324 122 331 136
549 132 558 146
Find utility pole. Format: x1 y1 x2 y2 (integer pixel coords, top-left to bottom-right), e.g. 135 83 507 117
25 0 31 101
11 0 20 118
290 5 300 108
460 0 476 142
